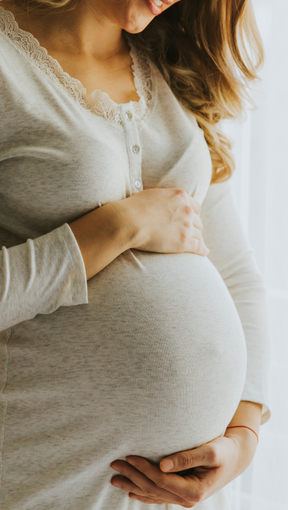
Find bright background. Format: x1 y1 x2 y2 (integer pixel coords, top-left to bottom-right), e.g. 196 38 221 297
222 0 288 508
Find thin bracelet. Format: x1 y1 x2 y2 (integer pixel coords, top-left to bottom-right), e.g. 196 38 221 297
226 425 259 443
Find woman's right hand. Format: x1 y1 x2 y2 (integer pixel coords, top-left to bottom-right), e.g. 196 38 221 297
121 188 209 256
69 187 208 282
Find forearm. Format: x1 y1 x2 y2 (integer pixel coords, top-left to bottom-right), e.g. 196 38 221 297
227 400 262 435
69 200 134 281
223 400 262 475
201 181 271 424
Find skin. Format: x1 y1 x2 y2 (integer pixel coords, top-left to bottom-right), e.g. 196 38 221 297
110 401 262 506
0 0 181 97
0 0 263 505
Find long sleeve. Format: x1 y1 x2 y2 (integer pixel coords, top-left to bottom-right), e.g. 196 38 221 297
0 223 88 332
200 178 271 425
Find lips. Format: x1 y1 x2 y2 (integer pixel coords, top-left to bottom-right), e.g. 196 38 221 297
144 0 175 16
144 0 163 15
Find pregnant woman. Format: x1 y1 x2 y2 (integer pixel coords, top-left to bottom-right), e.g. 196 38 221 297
0 0 271 508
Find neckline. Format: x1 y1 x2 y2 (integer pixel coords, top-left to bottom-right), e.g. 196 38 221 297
0 5 154 129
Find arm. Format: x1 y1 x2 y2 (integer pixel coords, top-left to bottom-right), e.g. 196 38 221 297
107 401 264 507
108 179 271 506
1 184 207 332
223 400 262 476
227 400 262 438
0 201 132 332
200 178 271 425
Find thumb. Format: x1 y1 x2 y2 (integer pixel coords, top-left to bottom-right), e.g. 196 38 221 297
160 444 219 473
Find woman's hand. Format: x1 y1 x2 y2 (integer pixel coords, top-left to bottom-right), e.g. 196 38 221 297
121 187 209 256
110 428 258 507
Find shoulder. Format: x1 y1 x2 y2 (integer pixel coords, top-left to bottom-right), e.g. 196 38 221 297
0 34 28 118
0 31 27 84
0 5 36 88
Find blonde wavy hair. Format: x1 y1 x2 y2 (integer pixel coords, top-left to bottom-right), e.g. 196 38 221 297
17 0 264 184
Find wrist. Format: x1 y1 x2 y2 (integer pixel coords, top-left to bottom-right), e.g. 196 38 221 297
69 200 133 280
226 425 259 444
224 427 258 474
110 199 138 250
115 197 145 250
227 401 262 436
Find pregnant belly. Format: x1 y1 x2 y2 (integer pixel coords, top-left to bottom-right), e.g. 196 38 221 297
3 251 248 508
83 249 247 461
7 250 247 465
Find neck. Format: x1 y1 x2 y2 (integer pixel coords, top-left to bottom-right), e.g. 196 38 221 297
0 0 126 60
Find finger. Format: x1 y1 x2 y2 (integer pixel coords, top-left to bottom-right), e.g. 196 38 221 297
191 226 202 242
192 211 203 231
111 473 184 503
129 493 167 505
125 456 206 503
111 475 160 499
160 444 222 474
189 196 201 216
188 238 209 256
111 460 189 505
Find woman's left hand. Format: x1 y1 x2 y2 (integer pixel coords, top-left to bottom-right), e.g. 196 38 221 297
110 428 258 507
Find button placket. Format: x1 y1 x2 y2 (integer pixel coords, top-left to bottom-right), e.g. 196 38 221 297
120 105 143 193
132 145 140 154
125 111 133 121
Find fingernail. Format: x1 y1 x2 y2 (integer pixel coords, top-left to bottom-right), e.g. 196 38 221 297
110 466 122 472
161 459 174 471
111 481 123 488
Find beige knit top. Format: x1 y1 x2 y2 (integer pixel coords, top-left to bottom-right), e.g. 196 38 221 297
0 6 271 510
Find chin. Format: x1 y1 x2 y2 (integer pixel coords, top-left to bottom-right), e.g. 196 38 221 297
116 0 156 34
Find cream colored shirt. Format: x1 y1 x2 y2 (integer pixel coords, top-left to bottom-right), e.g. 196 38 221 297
0 6 271 510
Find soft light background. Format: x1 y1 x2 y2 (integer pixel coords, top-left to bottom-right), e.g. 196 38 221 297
221 0 288 508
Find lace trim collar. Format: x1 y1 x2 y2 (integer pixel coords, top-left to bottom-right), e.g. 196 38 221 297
0 5 154 129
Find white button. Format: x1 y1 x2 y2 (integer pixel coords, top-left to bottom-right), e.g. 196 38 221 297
135 180 141 188
125 111 133 120
132 145 140 154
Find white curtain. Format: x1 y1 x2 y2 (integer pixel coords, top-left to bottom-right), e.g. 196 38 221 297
221 0 288 508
